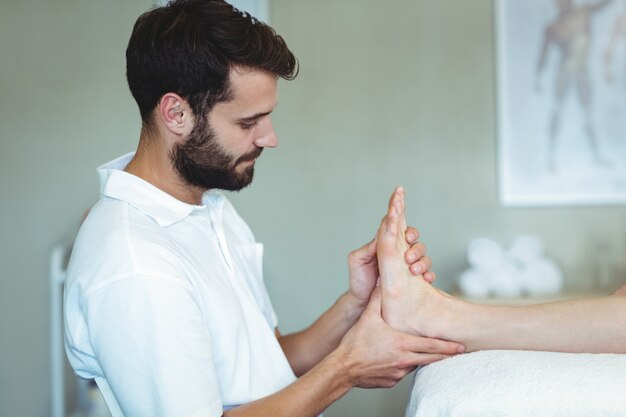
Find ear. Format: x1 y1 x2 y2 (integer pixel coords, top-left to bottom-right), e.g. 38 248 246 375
157 93 193 136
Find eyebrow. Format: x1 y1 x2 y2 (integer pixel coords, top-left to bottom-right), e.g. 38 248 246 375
237 110 273 123
236 102 278 123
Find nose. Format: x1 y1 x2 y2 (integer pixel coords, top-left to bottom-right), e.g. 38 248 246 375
254 117 278 148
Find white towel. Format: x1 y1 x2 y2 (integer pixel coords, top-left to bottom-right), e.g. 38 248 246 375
406 350 626 417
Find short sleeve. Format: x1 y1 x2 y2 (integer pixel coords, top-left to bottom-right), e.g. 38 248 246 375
84 276 223 417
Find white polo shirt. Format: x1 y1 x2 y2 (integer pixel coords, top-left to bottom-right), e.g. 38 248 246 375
64 153 296 417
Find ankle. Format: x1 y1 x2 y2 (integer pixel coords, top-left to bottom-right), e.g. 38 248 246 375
417 288 458 340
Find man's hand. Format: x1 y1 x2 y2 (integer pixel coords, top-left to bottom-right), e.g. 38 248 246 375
347 227 435 309
334 287 463 389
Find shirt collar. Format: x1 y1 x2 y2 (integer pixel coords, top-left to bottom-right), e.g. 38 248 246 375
97 152 225 227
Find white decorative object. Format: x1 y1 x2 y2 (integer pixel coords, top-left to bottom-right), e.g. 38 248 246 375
459 235 563 298
467 238 505 270
458 269 490 298
508 235 544 264
522 258 563 297
490 263 524 298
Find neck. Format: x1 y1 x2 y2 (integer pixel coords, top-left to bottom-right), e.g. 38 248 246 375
125 130 206 205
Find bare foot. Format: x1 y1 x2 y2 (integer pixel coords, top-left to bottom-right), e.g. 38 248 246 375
377 187 439 336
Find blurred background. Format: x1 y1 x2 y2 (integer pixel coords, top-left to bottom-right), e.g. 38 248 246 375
1 0 625 416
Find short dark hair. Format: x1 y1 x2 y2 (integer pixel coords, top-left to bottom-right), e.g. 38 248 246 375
126 0 298 125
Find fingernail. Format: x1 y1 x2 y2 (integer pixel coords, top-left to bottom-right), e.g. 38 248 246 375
407 252 417 262
412 264 422 274
457 345 466 353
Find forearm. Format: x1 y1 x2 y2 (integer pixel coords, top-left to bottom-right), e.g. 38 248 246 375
224 350 352 417
278 292 364 376
432 293 626 353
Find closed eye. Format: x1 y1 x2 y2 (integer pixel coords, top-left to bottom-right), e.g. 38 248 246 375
240 120 259 130
237 108 273 130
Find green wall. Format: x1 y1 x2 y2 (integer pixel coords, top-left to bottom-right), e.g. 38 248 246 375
1 1 624 416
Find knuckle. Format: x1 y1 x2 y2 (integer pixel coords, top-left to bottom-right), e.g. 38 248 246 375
417 356 434 365
384 379 397 388
397 359 413 369
394 369 407 380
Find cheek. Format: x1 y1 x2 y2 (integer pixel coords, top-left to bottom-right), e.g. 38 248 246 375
228 129 256 153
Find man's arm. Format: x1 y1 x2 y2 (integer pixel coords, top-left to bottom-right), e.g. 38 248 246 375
226 288 460 417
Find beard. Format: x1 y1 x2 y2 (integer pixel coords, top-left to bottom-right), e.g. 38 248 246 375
170 114 262 192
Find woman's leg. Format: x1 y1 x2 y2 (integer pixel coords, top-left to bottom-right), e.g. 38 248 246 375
376 187 626 354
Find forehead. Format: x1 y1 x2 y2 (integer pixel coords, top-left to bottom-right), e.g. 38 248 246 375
215 67 278 116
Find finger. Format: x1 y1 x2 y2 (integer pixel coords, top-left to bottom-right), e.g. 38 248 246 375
407 336 465 356
422 271 436 283
405 227 420 244
412 353 454 366
404 241 426 264
348 240 377 273
349 238 376 262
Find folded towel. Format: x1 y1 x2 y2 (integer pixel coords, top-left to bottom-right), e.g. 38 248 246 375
406 350 626 417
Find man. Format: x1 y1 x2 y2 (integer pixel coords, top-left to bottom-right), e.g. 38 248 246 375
535 0 612 170
63 1 463 416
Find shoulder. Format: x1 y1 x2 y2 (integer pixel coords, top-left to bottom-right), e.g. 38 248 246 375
66 197 188 295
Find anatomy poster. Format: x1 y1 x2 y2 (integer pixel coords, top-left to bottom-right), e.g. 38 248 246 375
497 0 626 206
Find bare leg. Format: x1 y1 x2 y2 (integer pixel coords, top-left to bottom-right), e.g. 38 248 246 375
376 187 626 353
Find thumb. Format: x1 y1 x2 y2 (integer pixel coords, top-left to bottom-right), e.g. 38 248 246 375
349 238 376 265
360 238 376 257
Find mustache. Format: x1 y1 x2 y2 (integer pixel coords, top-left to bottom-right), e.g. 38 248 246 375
234 147 263 165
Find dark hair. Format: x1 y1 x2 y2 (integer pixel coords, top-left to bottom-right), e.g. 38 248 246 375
126 0 298 126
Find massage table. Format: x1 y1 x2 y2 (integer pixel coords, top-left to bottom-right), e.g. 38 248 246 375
406 350 626 417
